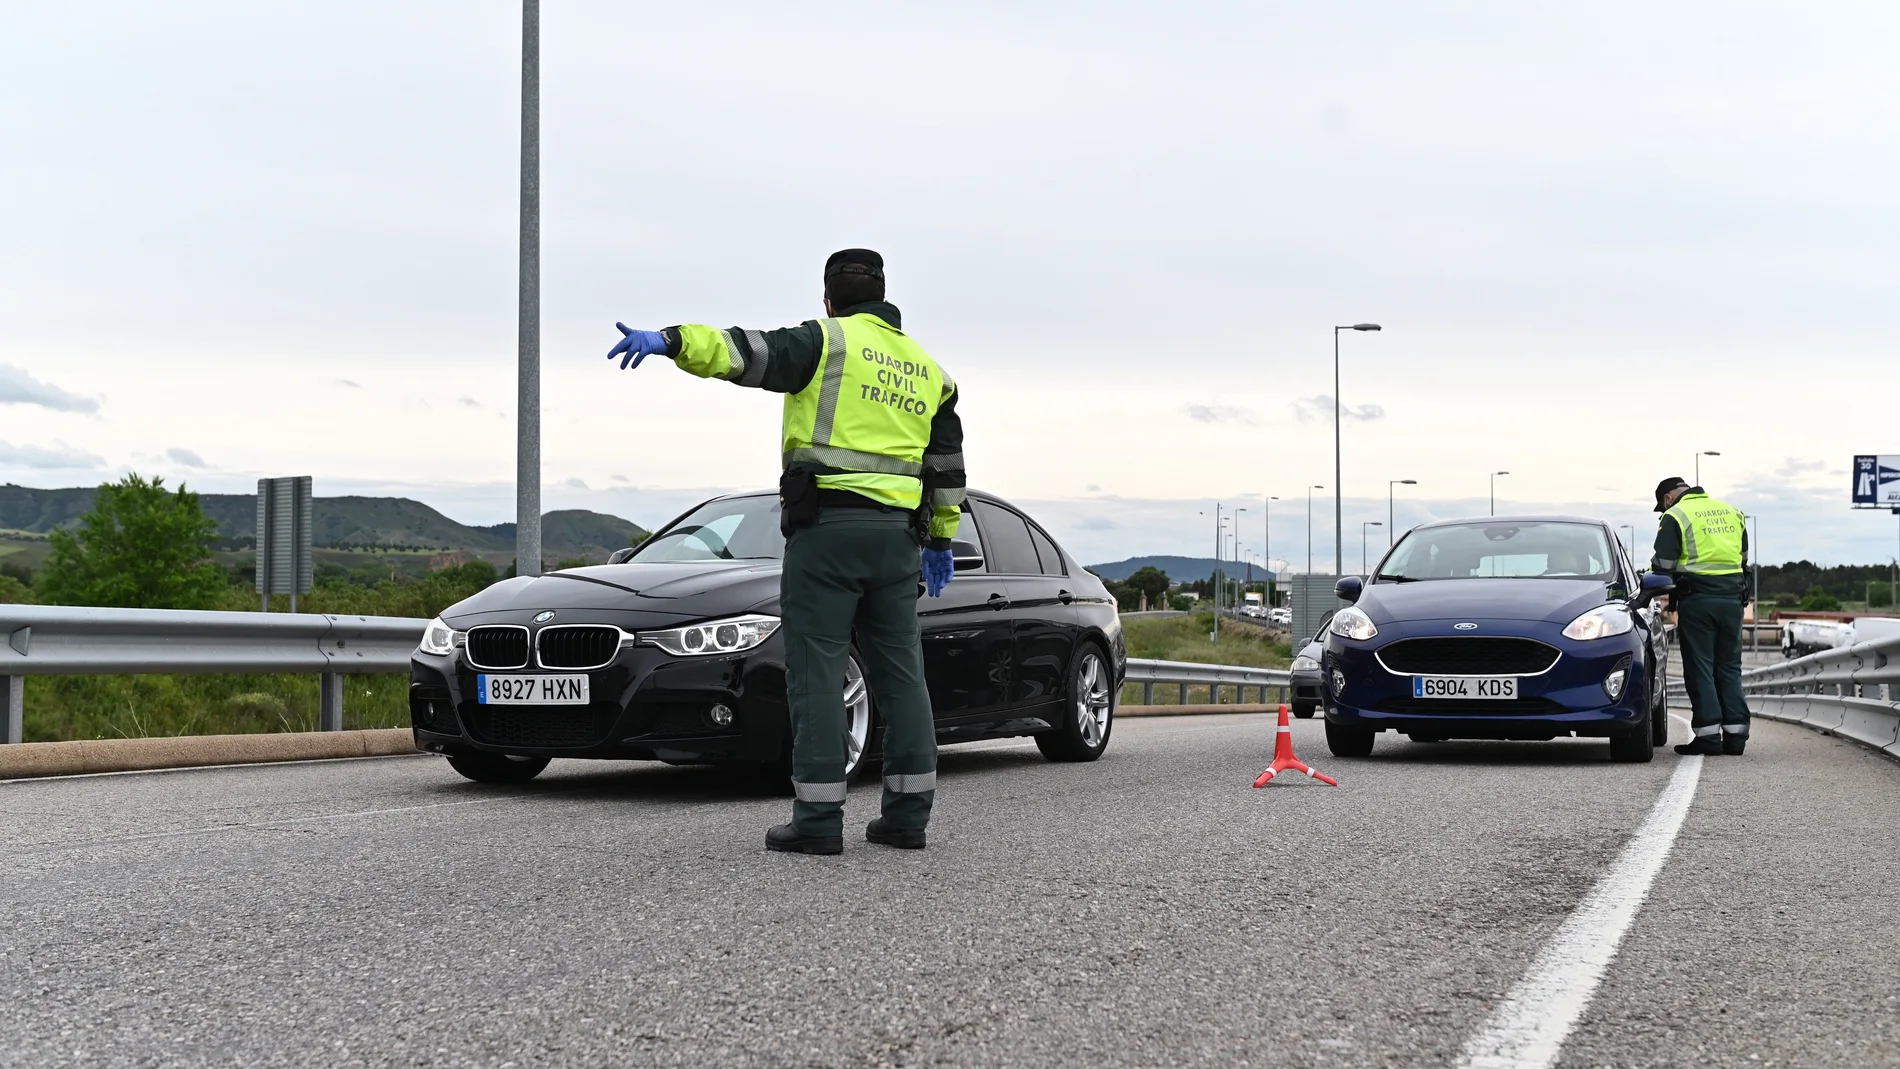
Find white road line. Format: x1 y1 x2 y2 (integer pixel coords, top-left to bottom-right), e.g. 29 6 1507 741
1455 754 1705 1069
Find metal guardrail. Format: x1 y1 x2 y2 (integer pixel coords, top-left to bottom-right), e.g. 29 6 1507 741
1123 658 1290 706
0 606 1291 745
1667 633 1900 755
0 606 427 743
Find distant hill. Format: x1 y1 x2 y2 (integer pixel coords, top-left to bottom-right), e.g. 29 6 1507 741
1085 555 1276 584
0 484 646 561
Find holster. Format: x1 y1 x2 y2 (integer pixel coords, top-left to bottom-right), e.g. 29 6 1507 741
779 469 819 537
909 504 931 548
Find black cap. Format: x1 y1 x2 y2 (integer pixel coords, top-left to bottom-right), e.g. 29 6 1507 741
824 248 884 281
1653 476 1690 512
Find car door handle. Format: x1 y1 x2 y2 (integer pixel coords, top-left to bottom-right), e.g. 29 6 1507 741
1058 589 1074 604
987 593 1011 610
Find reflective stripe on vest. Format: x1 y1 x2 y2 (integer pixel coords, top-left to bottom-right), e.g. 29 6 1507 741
1664 494 1745 576
781 314 949 510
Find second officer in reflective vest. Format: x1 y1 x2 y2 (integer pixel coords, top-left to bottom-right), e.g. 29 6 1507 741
607 248 965 854
1650 476 1751 756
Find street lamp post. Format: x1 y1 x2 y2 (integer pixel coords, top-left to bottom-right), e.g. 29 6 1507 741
515 0 542 578
1334 323 1382 580
1306 484 1324 579
1696 451 1721 486
1620 523 1636 559
1210 504 1223 641
1490 471 1510 517
1264 495 1278 607
1361 521 1383 576
1388 479 1416 548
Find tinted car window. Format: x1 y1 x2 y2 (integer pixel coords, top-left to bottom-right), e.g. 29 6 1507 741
1027 523 1066 577
950 504 986 572
971 500 1040 575
630 495 783 562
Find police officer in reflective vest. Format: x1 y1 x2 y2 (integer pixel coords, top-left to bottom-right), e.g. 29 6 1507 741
607 249 965 854
1651 477 1751 756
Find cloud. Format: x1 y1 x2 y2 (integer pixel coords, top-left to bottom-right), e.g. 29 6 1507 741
1292 394 1385 424
1184 403 1258 425
0 364 99 413
457 396 482 408
337 379 362 389
166 447 209 468
611 474 630 483
1775 457 1827 478
560 477 589 490
0 439 105 469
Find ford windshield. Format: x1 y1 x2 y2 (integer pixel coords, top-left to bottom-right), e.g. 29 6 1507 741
1377 522 1615 581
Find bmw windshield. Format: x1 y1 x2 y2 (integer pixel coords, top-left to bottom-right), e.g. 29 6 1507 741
629 495 784 563
1378 521 1615 581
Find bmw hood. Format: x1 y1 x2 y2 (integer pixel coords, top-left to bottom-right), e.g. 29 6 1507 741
1358 579 1617 626
442 561 782 625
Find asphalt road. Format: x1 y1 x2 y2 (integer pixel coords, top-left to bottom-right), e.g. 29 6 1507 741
2 714 1896 1068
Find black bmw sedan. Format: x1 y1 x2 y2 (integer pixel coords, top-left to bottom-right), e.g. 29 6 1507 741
409 490 1125 784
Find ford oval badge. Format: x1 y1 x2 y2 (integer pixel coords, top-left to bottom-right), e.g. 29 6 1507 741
534 611 555 624
1453 622 1478 630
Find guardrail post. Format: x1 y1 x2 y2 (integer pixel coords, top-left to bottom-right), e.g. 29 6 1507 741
1141 681 1154 705
2 675 20 744
1178 683 1189 704
319 673 343 732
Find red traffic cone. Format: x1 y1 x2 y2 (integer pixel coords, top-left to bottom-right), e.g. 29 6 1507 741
1253 704 1338 788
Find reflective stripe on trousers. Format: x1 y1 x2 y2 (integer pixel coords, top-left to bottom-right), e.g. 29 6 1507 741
793 781 848 803
884 771 936 793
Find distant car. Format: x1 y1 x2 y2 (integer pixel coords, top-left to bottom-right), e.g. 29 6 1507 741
1269 606 1292 626
1322 516 1673 763
1288 612 1334 719
409 490 1126 784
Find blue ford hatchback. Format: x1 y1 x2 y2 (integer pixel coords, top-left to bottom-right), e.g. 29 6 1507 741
1321 516 1673 762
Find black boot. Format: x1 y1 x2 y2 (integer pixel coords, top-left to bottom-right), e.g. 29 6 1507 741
1674 736 1722 756
865 816 927 850
1722 734 1747 756
766 823 842 855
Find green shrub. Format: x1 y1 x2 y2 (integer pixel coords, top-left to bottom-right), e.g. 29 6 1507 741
1798 586 1843 612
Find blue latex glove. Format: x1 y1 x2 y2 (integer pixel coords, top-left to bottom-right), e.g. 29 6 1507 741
607 323 668 369
921 547 954 597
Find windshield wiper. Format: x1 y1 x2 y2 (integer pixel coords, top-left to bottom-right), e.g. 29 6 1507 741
1374 573 1424 583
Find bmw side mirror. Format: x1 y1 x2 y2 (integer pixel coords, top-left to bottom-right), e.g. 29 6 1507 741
1335 576 1364 603
951 540 985 573
1630 571 1675 610
607 547 636 565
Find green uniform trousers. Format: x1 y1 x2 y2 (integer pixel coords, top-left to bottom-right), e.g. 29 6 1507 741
782 509 938 836
1676 593 1750 740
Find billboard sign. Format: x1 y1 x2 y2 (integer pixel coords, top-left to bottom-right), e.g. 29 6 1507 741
1853 455 1900 506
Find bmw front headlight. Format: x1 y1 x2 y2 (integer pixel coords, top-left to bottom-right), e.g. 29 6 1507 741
643 614 782 657
1562 605 1634 641
1329 607 1379 641
1291 654 1320 672
418 617 460 656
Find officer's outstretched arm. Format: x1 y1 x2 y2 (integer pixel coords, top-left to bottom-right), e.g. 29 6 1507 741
660 323 825 394
921 382 967 550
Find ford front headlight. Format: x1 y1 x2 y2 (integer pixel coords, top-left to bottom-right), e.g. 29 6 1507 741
1563 605 1634 641
418 617 460 656
1329 607 1379 641
643 614 782 657
1291 654 1320 672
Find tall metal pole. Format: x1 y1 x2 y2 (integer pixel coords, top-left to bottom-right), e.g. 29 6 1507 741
515 0 542 579
1211 503 1221 641
1333 329 1342 579
1264 495 1277 608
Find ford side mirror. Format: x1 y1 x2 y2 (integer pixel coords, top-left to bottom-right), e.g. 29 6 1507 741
607 547 636 565
1335 576 1364 603
1630 571 1674 610
951 540 985 573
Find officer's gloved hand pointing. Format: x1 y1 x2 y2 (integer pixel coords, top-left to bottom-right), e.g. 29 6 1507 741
921 547 954 597
607 323 668 369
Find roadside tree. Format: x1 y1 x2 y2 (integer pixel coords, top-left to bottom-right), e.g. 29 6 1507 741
36 474 226 609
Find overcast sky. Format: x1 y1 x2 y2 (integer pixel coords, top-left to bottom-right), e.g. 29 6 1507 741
5 2 1899 569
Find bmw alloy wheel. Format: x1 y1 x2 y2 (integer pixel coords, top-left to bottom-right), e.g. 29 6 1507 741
1076 652 1111 748
843 654 873 779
